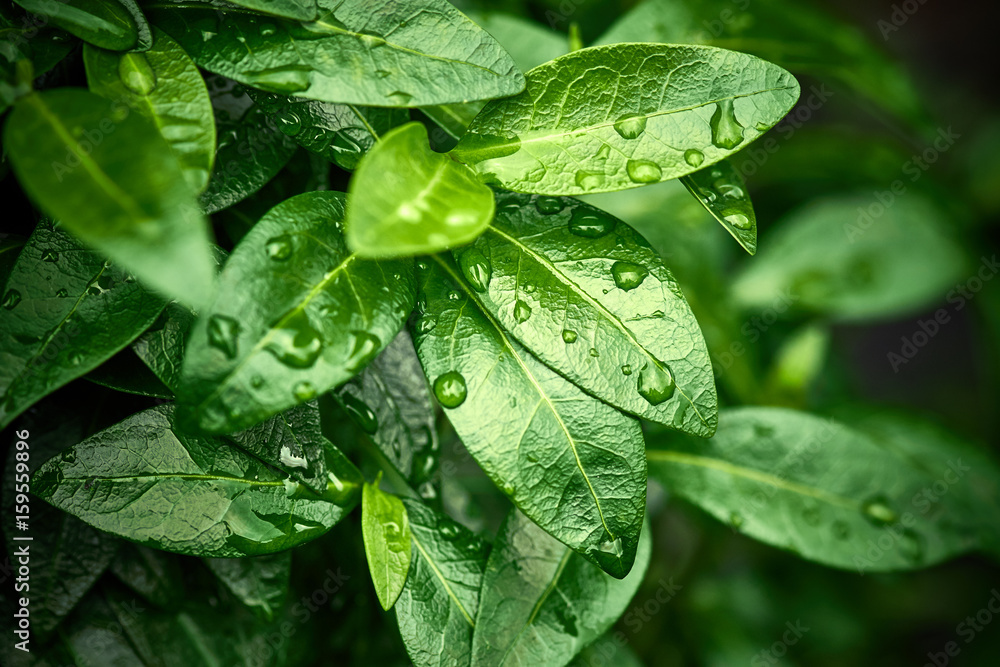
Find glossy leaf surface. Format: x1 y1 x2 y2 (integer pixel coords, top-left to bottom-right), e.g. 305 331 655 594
413 258 646 578
227 0 317 20
362 477 412 610
681 158 756 254
452 43 799 195
14 0 137 51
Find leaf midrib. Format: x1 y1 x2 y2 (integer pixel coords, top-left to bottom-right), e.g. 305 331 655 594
410 526 475 627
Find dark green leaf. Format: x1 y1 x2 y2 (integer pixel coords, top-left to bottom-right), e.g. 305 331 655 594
681 158 756 255
58 592 146 666
472 509 651 666
111 543 185 607
85 347 175 398
346 122 496 258
0 235 26 283
461 192 717 436
13 0 137 51
4 89 218 309
199 74 299 214
362 476 412 610
205 552 291 620
145 0 525 106
731 194 966 321
116 0 153 50
177 191 415 433
132 301 195 392
452 44 799 195
395 498 490 667
226 0 317 21
33 404 361 556
247 87 407 170
414 257 646 578
84 28 216 193
0 12 73 113
0 221 164 429
647 407 1000 572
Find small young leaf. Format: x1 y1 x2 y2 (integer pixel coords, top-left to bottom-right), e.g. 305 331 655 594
362 475 412 610
33 404 362 557
452 43 799 195
177 191 415 433
681 158 757 255
413 258 646 578
13 0 138 51
0 222 164 429
146 0 525 107
205 552 292 621
3 89 218 309
346 122 495 258
462 192 717 436
472 509 651 666
395 498 490 667
84 28 216 193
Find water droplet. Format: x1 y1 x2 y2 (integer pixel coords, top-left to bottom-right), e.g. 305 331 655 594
862 496 899 526
447 290 461 301
684 149 705 167
715 181 744 200
293 381 317 401
755 121 770 131
245 65 311 94
598 536 624 557
613 114 647 140
514 300 531 323
832 520 850 539
526 453 539 463
637 360 674 405
251 375 264 388
611 261 648 291
208 315 240 359
265 311 322 368
535 196 563 214
3 289 22 310
722 209 752 230
55 288 69 298
501 482 515 495
625 159 662 183
589 348 599 358
265 234 293 261
388 91 412 104
523 284 537 294
562 329 578 344
709 98 745 150
41 250 58 262
417 317 436 334
801 504 820 526
416 260 429 271
568 211 615 238
346 331 380 371
118 52 157 96
341 393 378 434
275 108 302 136
459 248 491 293
259 23 277 37
433 371 467 409
621 364 632 376
575 170 605 191
729 512 744 528
439 522 460 539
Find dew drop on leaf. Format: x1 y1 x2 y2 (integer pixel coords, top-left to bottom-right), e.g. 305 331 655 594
684 148 705 167
265 311 322 368
56 288 69 298
514 300 532 323
388 91 413 104
535 196 563 214
589 348 599 358
801 504 821 526
637 360 675 405
613 114 647 140
611 261 649 291
259 23 277 37
3 289 22 310
265 234 294 261
598 536 624 557
862 496 899 526
568 211 615 238
118 53 157 96
346 330 381 371
729 512 744 528
416 317 436 334
275 109 303 137
625 159 662 183
722 209 752 230
439 522 460 539
562 329 578 344
433 371 468 408
575 170 605 191
207 314 240 359
709 98 745 150
41 250 58 262
293 381 317 401
251 375 264 388
341 392 379 434
244 65 311 94
447 290 461 301
621 364 632 376
459 248 491 293
832 520 850 539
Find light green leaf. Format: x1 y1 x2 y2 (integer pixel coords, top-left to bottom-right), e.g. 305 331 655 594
413 258 646 578
13 0 137 51
0 221 164 429
84 28 216 193
731 194 967 321
346 122 495 258
3 88 218 309
205 552 292 621
362 475 412 610
647 407 1000 572
33 404 362 557
395 498 490 667
472 509 651 667
461 191 717 436
145 0 525 107
177 191 415 433
420 101 484 149
226 0 317 21
452 43 799 195
681 158 756 255
247 88 407 171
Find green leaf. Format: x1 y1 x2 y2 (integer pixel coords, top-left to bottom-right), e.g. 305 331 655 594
395 498 490 667
731 194 967 322
569 634 645 667
84 28 216 193
460 191 717 436
247 87 407 171
226 0 317 21
13 0 138 51
647 407 1000 572
177 191 415 433
116 0 153 51
465 11 567 73
472 509 651 667
0 235 26 283
199 74 299 214
452 43 799 195
413 257 646 578
86 347 175 398
111 543 185 607
346 122 496 258
145 0 525 107
205 552 292 621
420 101 484 150
335 331 439 487
362 475 412 610
132 302 196 392
33 404 362 557
0 12 73 113
0 221 164 429
3 89 218 309
681 158 756 255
